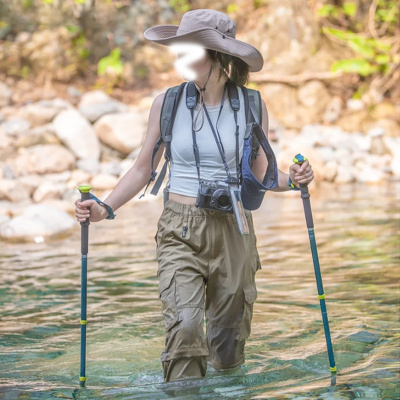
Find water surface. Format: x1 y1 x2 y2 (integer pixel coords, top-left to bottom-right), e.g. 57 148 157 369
0 182 399 399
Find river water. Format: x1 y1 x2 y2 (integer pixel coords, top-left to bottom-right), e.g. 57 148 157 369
0 182 399 399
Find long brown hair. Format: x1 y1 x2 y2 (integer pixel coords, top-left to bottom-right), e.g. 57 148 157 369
206 49 250 87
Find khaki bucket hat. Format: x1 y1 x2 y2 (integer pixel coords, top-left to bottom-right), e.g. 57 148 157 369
143 8 264 72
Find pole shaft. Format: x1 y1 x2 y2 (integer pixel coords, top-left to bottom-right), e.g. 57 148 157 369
300 183 337 373
79 189 90 385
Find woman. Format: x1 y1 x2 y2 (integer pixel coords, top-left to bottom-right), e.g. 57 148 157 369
75 9 314 382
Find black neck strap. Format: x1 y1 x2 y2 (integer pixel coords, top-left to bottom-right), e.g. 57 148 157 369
187 78 241 185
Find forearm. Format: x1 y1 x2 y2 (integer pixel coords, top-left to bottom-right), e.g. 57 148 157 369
103 166 149 212
271 169 290 192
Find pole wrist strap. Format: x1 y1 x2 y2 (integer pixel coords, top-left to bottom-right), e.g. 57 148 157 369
89 193 116 219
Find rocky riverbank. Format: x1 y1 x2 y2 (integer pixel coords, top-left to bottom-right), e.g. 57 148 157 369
0 82 399 242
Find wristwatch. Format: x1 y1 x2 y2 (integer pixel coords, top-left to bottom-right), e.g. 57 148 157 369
288 177 301 191
89 193 116 219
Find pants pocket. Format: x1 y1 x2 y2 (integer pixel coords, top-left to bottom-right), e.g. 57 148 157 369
239 283 258 341
159 271 182 331
255 248 262 271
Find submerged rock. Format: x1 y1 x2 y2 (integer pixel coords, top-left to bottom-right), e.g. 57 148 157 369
348 330 380 344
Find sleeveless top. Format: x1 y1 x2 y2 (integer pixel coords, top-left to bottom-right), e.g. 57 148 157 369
168 82 247 197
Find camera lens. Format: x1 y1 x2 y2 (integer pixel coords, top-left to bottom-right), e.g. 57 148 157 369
212 189 232 210
218 194 231 208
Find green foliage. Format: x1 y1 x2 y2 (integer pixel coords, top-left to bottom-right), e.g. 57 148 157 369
322 26 393 77
72 32 90 60
227 4 238 14
253 0 266 9
98 47 124 76
318 1 357 18
168 0 190 13
331 58 380 77
318 1 398 82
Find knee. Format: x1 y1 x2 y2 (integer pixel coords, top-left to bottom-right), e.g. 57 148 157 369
169 309 207 350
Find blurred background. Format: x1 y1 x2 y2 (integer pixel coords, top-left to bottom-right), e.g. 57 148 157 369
0 1 399 399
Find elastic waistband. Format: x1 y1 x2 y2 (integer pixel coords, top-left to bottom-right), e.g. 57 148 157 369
163 199 250 218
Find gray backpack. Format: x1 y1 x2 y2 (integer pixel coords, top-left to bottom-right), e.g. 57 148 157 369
139 81 264 201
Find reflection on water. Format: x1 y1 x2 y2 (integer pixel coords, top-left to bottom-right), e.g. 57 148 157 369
0 181 399 399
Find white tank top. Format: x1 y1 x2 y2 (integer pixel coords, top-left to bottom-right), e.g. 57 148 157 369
168 82 247 197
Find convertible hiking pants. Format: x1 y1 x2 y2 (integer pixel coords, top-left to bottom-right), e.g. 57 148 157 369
154 199 262 382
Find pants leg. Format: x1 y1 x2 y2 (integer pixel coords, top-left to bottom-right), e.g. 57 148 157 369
155 201 210 382
205 209 261 370
155 200 261 381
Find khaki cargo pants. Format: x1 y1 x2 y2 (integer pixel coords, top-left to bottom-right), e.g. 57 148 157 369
154 199 261 382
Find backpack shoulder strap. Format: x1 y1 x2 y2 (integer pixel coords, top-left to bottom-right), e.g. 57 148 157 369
240 86 264 167
138 82 186 199
247 87 262 126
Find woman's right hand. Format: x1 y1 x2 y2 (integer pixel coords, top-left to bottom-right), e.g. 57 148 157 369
74 199 108 223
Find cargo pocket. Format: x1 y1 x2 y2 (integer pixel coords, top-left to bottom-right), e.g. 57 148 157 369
159 271 182 332
255 248 262 271
239 284 258 341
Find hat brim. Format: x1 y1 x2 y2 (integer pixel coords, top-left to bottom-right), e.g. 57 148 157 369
143 25 263 72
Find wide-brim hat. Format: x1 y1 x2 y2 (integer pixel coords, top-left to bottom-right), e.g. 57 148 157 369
143 9 264 72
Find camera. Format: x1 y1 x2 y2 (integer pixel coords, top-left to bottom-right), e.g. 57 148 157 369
196 179 249 235
196 179 233 213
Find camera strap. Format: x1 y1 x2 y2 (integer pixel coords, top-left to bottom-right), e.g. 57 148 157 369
188 79 240 186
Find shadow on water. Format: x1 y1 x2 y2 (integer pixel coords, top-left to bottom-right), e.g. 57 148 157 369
0 181 399 399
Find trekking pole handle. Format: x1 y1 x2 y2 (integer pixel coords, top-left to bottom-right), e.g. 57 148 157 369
292 153 308 188
78 185 92 254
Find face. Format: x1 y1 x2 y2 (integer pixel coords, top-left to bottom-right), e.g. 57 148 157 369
172 43 212 81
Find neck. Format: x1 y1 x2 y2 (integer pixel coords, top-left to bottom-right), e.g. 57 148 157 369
194 68 229 107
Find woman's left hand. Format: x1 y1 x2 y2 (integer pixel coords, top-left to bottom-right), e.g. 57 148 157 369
289 159 314 188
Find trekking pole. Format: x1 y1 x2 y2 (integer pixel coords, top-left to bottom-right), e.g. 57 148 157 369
292 154 337 375
77 184 92 386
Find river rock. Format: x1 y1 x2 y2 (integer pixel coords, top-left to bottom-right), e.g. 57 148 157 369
53 108 100 161
0 179 31 202
0 214 10 226
100 161 122 176
348 330 380 343
11 144 75 176
356 166 385 183
334 165 355 183
0 203 76 241
15 123 61 148
66 169 92 190
321 159 338 182
346 99 365 111
368 127 391 155
391 155 400 178
350 132 371 152
17 174 44 196
0 82 12 107
76 159 100 174
78 90 130 123
323 96 343 123
94 111 147 155
334 147 354 166
32 181 66 202
21 98 73 127
2 117 30 136
90 174 119 190
261 84 312 129
297 80 330 114
315 146 335 162
119 159 133 179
